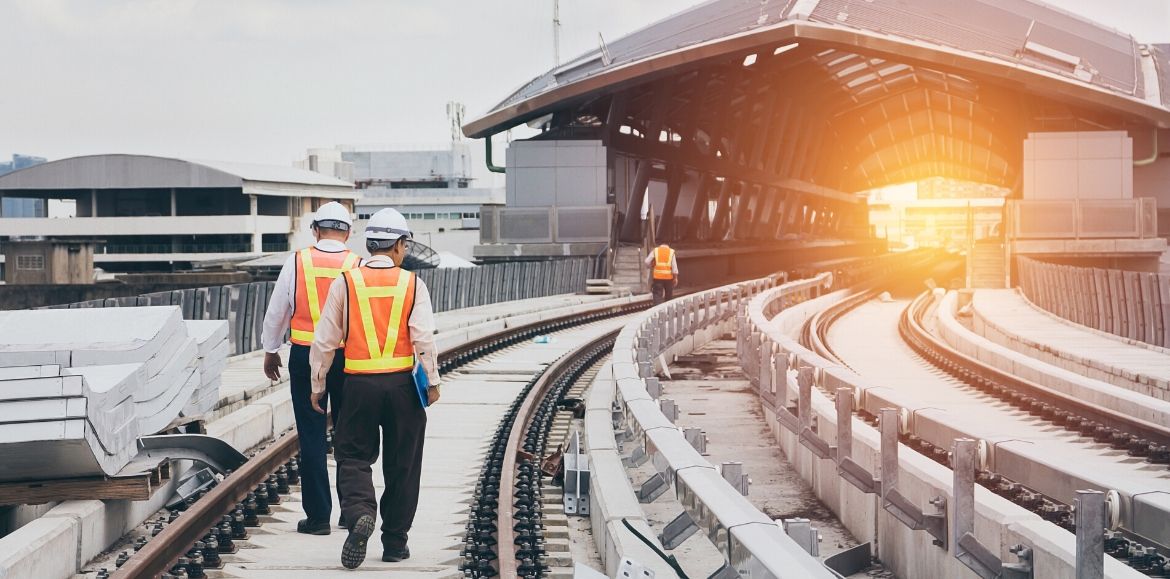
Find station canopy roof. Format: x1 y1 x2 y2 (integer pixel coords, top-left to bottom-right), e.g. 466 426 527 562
0 154 357 199
465 0 1170 192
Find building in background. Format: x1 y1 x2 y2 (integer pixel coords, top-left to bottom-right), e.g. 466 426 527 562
2 239 95 285
866 178 1008 249
299 142 503 261
0 154 356 275
0 154 48 218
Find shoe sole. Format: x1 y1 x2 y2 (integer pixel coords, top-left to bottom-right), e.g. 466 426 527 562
297 527 331 536
341 515 375 569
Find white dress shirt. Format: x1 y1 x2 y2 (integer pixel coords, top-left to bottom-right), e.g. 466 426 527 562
259 238 350 353
309 255 439 394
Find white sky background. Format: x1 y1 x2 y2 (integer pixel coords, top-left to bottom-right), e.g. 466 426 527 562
0 0 1166 188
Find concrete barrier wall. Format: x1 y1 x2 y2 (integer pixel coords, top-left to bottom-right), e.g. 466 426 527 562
591 273 842 578
1017 257 1170 348
742 286 1146 578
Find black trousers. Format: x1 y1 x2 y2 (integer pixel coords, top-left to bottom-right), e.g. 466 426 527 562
335 371 426 552
288 344 345 523
652 278 675 301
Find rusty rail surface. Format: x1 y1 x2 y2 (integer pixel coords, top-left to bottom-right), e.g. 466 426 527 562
494 328 621 578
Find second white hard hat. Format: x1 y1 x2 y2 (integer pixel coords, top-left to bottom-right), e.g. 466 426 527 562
312 201 353 231
365 208 413 241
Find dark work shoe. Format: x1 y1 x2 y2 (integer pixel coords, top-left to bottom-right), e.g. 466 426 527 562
382 547 410 562
296 518 331 535
338 514 347 529
341 514 375 569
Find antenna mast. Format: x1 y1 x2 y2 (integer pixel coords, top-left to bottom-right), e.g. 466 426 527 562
446 101 465 143
553 0 561 67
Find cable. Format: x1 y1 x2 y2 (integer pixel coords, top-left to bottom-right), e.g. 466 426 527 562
620 517 690 579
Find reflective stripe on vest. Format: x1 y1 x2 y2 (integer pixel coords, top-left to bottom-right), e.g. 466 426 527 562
343 266 416 374
290 248 359 345
652 246 674 280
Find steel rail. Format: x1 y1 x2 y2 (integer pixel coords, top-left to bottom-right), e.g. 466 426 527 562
495 328 622 578
112 432 300 579
900 290 1170 449
111 299 645 579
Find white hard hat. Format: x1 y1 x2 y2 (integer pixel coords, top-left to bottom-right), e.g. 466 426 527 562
365 208 413 241
312 201 353 231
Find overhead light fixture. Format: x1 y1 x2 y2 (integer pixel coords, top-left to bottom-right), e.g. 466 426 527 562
743 53 758 67
773 42 799 56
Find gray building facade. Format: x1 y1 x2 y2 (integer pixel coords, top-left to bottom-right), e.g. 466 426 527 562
0 154 48 217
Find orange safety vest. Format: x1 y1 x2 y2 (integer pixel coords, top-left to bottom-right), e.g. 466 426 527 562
652 245 675 280
290 247 359 345
342 266 416 374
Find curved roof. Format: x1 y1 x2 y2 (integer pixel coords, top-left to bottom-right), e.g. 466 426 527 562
0 154 356 198
466 0 1169 138
463 0 1170 192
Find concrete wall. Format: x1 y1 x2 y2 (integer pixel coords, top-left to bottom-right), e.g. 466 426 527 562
1023 131 1133 200
505 140 607 208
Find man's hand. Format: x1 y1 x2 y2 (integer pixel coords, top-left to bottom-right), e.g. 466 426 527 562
673 278 679 288
263 352 283 381
311 390 326 414
426 385 441 405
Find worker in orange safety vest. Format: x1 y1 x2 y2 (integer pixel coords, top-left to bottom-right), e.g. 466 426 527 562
259 201 358 536
309 208 441 569
644 243 679 302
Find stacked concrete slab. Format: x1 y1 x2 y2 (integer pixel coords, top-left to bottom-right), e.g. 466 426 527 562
0 307 228 482
182 320 230 417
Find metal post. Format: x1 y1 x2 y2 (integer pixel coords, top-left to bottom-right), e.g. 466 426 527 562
798 367 814 430
953 439 976 551
879 408 899 496
1075 490 1105 579
835 388 852 463
758 340 772 394
660 398 678 423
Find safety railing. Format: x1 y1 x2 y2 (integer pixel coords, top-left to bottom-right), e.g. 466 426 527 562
609 273 840 578
1006 198 1158 240
1017 257 1170 348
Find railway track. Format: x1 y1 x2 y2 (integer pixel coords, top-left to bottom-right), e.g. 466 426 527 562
461 331 616 578
106 299 644 579
810 289 1170 575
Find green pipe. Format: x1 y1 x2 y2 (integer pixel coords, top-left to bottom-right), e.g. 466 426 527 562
485 135 506 173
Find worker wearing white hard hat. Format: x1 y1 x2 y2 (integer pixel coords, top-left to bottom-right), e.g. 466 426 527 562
259 200 359 536
309 208 440 568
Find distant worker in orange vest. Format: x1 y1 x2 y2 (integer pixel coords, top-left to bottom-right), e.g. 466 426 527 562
644 243 679 302
260 201 359 536
309 208 441 569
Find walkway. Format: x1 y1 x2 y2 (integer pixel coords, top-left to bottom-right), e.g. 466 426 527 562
971 290 1170 401
220 316 632 578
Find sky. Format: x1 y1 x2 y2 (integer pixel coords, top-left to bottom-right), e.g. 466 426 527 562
1 0 1167 187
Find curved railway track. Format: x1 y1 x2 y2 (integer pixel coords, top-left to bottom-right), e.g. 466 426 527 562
807 288 1170 574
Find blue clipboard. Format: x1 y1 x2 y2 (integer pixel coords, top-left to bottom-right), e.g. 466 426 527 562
413 361 430 409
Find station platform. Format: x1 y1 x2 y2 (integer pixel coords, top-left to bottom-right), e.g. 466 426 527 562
969 290 1170 401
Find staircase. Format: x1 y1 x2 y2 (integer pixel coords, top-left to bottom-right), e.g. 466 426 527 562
612 245 646 294
969 242 1006 288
